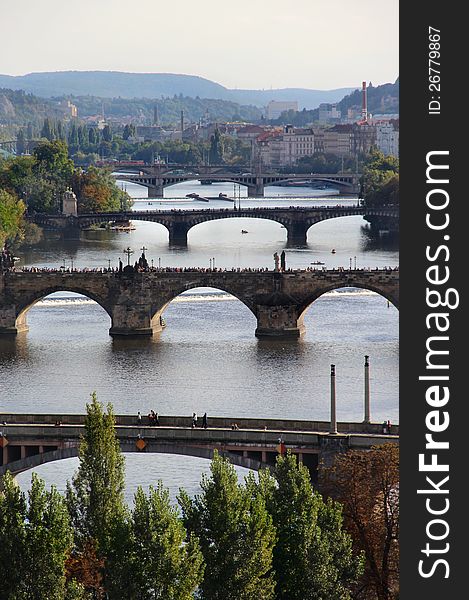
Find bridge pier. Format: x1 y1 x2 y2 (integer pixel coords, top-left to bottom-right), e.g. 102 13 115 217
109 305 163 337
252 179 265 198
147 182 164 199
285 222 309 246
0 305 28 334
255 305 305 339
168 222 190 246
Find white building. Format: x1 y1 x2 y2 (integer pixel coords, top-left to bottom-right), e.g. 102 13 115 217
318 103 341 124
257 125 315 168
376 121 399 157
266 100 299 120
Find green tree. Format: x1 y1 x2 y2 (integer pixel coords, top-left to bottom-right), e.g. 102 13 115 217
108 484 204 600
179 452 276 600
16 128 26 155
361 150 399 207
0 471 74 600
33 139 75 183
41 117 54 141
0 471 27 598
102 125 112 142
88 127 97 145
209 128 223 164
69 122 79 148
264 453 363 600
0 189 26 246
23 474 73 599
66 393 126 556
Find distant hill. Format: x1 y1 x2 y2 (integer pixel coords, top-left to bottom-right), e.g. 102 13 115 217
0 88 262 128
0 88 63 127
338 79 399 115
0 71 356 109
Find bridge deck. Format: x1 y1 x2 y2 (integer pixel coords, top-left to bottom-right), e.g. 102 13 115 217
1 415 398 478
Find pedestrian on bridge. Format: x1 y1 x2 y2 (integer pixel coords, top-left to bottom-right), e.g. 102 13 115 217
202 412 208 429
192 412 198 428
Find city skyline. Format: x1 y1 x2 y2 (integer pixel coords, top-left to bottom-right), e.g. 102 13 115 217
1 0 398 90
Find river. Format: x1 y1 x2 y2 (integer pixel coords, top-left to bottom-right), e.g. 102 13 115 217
1 180 399 502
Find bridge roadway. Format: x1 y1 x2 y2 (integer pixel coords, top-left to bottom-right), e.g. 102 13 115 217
0 268 399 338
112 165 361 197
30 205 399 246
0 414 399 482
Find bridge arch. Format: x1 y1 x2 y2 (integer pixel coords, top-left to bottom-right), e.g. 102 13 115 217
14 286 113 334
298 281 399 319
149 283 259 327
2 444 264 479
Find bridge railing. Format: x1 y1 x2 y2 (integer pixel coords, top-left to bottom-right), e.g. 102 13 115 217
0 414 399 435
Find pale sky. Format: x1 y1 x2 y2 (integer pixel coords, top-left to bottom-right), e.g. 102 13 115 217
0 0 398 89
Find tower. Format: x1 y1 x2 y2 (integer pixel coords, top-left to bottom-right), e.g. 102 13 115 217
62 188 78 217
361 81 368 122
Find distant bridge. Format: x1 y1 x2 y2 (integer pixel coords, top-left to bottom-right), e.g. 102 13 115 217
0 414 399 482
112 164 361 197
29 205 398 246
0 268 399 338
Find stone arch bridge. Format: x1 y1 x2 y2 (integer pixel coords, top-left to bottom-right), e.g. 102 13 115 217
0 268 399 338
113 166 360 198
30 206 398 246
0 414 399 484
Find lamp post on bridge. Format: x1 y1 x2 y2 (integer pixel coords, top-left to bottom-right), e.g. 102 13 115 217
364 355 371 423
330 364 338 434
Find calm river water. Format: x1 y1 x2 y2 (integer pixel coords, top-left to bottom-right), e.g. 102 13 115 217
1 180 399 502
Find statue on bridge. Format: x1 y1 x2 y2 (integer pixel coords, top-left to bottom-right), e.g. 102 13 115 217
0 245 15 272
273 252 280 272
280 250 286 272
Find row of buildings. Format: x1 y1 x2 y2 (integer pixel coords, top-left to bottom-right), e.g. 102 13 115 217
255 120 399 168
127 118 398 168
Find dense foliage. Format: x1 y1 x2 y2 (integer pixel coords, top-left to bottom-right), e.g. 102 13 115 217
360 151 399 207
0 396 381 599
179 453 276 600
0 139 131 222
0 87 261 129
321 444 400 600
0 188 25 246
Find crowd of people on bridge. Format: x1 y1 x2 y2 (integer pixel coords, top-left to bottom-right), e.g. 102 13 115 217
135 203 361 215
6 263 399 276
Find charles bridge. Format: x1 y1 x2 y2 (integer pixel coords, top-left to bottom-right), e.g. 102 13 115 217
29 205 399 246
0 413 399 484
0 268 399 338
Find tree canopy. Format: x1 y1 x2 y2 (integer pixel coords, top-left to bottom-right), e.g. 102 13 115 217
321 444 399 600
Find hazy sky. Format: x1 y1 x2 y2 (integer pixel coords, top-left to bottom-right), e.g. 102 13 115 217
1 0 398 89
